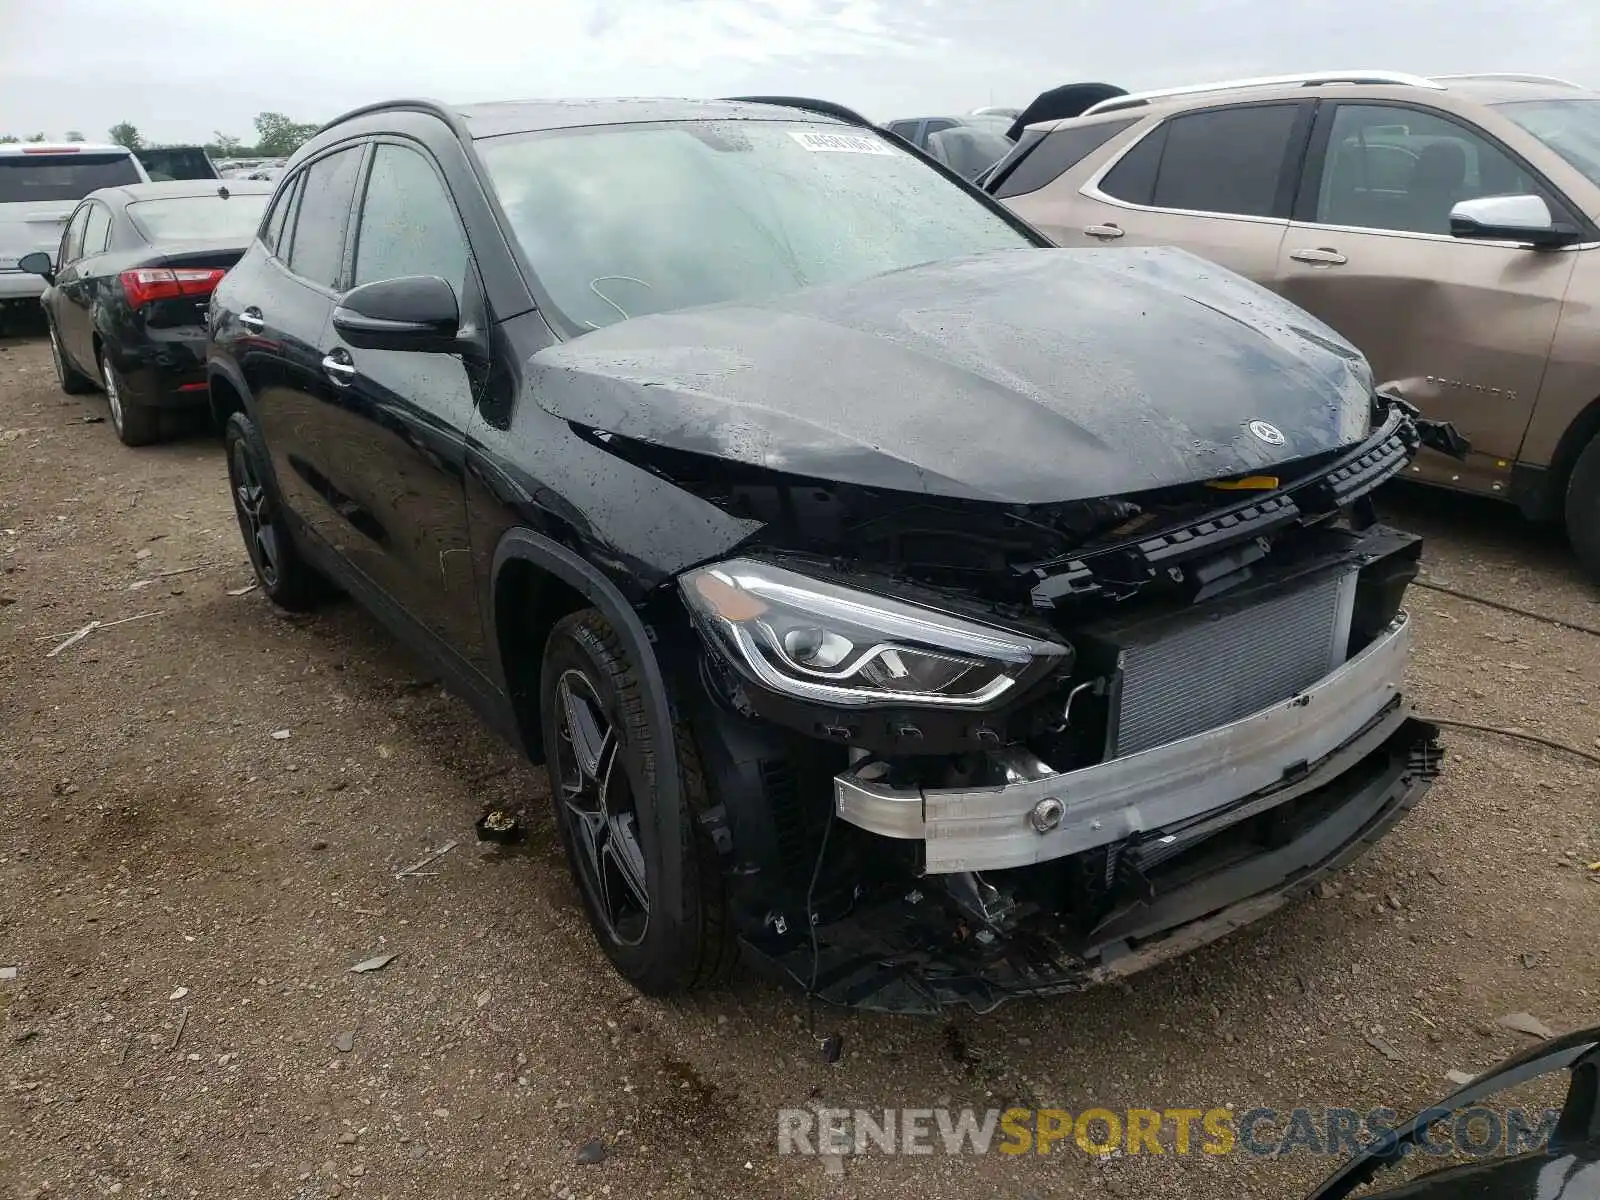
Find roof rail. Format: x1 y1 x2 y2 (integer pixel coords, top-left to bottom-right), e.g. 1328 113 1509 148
721 96 877 129
1432 72 1583 88
1081 70 1442 116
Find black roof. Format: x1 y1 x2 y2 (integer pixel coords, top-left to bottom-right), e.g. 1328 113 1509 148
95 179 276 205
322 97 858 142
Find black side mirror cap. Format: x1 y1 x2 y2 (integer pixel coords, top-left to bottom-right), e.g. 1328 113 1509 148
17 251 54 281
332 275 460 353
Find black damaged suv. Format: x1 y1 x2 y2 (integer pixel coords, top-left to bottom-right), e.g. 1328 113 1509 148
208 96 1448 1012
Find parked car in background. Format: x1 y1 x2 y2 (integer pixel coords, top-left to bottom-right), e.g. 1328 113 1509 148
989 70 1600 579
208 95 1447 1012
0 142 149 326
884 113 1015 178
135 145 220 181
19 179 273 444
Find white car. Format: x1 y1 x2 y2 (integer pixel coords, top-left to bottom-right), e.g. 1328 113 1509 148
1 143 149 318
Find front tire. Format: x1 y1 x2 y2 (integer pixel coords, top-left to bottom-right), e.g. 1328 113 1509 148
224 411 322 611
1565 434 1600 583
540 609 734 994
49 321 96 395
100 348 162 446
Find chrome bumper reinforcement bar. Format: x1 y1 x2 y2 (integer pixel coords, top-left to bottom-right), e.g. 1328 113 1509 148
834 613 1413 873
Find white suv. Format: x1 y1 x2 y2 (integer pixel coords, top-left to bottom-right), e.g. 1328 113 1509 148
0 143 148 319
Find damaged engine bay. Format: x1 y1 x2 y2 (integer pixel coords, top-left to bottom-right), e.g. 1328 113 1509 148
612 396 1453 1012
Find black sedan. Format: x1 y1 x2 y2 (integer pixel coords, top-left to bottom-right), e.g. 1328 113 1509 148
19 179 273 445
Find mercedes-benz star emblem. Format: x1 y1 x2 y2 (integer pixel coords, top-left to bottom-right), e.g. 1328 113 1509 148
1247 420 1286 446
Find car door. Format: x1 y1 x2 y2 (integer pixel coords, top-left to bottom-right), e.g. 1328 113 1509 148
1276 101 1578 495
239 144 367 532
60 200 113 369
1049 101 1312 285
47 204 90 366
315 139 486 661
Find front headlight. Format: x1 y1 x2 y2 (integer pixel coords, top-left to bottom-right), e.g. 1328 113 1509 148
679 558 1071 708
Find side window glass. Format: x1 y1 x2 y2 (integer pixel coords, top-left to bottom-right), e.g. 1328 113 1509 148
1099 122 1167 206
286 147 363 288
60 206 90 265
1150 104 1300 217
81 204 113 257
887 121 920 141
261 174 299 256
1314 104 1540 235
995 118 1139 198
352 144 469 289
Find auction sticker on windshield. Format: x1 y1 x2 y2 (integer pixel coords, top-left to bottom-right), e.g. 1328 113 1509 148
788 129 896 155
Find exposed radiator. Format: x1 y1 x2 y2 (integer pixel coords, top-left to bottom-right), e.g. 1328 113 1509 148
1108 569 1358 757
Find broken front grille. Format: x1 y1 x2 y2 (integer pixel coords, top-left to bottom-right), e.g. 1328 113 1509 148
1107 568 1358 757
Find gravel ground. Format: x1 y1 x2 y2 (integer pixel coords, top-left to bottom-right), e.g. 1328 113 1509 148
2 324 1597 1200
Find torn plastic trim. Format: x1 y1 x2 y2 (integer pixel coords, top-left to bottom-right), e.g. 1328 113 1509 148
1023 403 1422 605
834 611 1411 872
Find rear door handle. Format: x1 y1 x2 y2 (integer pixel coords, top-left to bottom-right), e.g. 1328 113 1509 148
1084 223 1125 240
321 349 356 386
238 307 265 331
1289 247 1348 266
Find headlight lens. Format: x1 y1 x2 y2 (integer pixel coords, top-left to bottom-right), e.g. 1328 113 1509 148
679 558 1070 708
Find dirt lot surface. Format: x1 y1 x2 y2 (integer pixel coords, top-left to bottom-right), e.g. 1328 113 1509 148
2 323 1597 1200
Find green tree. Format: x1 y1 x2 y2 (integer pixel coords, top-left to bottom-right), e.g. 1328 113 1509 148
108 122 143 150
65 130 86 143
0 135 17 144
25 133 46 143
252 112 318 157
213 131 243 156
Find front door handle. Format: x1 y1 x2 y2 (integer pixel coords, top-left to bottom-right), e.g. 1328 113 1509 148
1289 247 1348 266
1084 223 1125 240
321 349 356 387
238 307 265 331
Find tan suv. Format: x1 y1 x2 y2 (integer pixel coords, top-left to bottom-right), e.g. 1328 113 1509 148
989 71 1600 578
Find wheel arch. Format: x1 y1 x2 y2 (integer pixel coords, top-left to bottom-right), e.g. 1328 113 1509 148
206 359 254 432
1548 394 1600 509
490 527 687 918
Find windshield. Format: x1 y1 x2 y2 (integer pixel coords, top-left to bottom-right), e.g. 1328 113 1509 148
136 148 219 182
478 120 1032 332
927 125 1015 179
0 153 140 204
1495 99 1600 190
127 193 271 242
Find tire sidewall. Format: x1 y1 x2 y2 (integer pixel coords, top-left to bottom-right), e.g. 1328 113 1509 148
1565 436 1600 581
540 615 680 989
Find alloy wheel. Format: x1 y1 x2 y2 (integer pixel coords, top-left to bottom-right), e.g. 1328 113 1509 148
552 668 651 946
229 439 281 588
101 355 124 433
48 327 66 387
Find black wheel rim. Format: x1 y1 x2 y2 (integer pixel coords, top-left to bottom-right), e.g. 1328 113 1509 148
552 668 651 946
229 440 281 588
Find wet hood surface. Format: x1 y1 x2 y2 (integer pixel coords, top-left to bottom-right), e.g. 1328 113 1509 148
530 246 1375 504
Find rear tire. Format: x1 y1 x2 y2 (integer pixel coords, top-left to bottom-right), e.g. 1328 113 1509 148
540 609 735 995
49 321 96 395
100 348 162 446
224 411 322 611
1565 435 1600 583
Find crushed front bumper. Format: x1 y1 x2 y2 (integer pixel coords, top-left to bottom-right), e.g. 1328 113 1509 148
739 612 1441 1013
748 714 1439 1012
836 612 1414 872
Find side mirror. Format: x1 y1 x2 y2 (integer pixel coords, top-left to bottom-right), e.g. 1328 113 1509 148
1449 194 1581 249
17 251 54 282
332 275 460 353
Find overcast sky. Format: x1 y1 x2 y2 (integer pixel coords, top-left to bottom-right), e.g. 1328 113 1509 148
1 0 1595 144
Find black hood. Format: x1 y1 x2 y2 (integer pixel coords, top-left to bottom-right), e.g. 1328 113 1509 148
530 247 1376 505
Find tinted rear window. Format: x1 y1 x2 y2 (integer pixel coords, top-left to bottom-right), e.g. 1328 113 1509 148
1101 105 1300 218
127 193 272 242
136 148 219 181
993 118 1138 198
0 152 140 203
